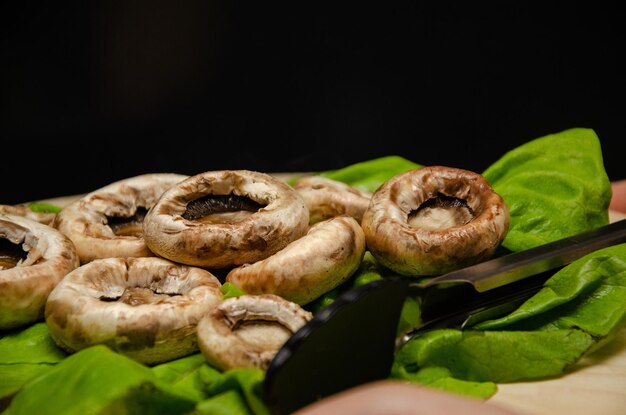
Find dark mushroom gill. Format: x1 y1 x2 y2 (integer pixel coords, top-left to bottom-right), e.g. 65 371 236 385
107 207 149 237
182 194 265 224
99 287 181 306
0 238 27 270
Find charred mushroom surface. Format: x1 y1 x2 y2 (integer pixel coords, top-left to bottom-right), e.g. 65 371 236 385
143 170 310 268
227 215 366 305
44 257 223 365
53 173 188 263
292 176 372 224
196 294 312 371
361 166 509 276
0 214 79 330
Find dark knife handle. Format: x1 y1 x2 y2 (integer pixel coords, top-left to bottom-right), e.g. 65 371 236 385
263 277 409 415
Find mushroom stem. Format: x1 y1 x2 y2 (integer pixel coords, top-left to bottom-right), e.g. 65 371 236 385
196 294 312 371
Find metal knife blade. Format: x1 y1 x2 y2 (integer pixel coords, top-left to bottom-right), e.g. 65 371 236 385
418 218 626 292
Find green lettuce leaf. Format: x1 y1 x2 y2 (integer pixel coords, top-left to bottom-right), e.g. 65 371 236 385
392 243 626 397
392 328 594 386
482 128 611 252
318 155 422 192
151 353 209 402
195 390 252 415
152 355 270 415
392 366 497 399
474 244 626 340
0 364 50 402
198 367 269 415
0 323 67 399
0 323 66 365
220 282 246 299
3 345 196 415
26 202 62 214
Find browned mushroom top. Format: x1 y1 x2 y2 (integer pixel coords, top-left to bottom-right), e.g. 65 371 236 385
45 256 223 365
143 170 310 268
292 176 372 224
1 214 79 330
53 173 188 263
361 166 509 276
196 293 313 371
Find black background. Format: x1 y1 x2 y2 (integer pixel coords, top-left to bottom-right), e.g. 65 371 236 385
2 2 624 204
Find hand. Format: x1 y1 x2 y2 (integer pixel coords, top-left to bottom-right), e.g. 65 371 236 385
610 180 626 213
292 380 520 415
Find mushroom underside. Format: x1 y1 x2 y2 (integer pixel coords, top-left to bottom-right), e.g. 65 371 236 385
362 166 509 276
197 294 312 371
52 173 188 263
1 214 79 330
0 237 27 270
143 170 310 268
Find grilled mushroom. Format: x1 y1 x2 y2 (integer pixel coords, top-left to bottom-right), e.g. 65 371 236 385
0 214 79 330
196 294 312 371
292 176 372 224
0 204 57 225
44 257 223 365
226 215 366 305
53 173 188 263
361 166 509 276
143 170 309 268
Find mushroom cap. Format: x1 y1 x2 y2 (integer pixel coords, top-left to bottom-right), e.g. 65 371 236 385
196 293 312 371
292 176 372 224
44 256 223 365
142 170 310 268
361 166 509 276
226 215 366 305
0 204 56 225
0 214 80 330
53 173 188 263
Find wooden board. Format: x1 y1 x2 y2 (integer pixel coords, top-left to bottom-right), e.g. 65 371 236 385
30 194 626 415
490 328 626 415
